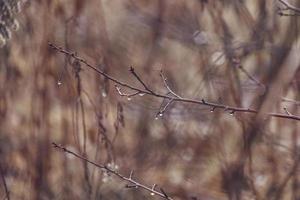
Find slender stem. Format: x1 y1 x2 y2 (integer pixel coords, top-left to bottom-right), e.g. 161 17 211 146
49 43 300 121
52 143 173 200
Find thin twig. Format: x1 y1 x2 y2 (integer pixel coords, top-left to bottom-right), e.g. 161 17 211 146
277 0 300 16
278 0 300 13
0 166 10 200
235 60 300 106
129 67 155 94
49 43 300 121
115 85 140 98
234 60 265 89
156 99 174 118
283 107 292 115
160 70 182 99
281 97 300 106
52 143 173 200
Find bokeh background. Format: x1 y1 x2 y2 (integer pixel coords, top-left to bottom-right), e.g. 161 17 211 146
0 0 300 199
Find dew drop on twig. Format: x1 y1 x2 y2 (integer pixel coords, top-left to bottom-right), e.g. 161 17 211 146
57 81 62 86
150 192 155 196
159 113 163 117
139 93 145 97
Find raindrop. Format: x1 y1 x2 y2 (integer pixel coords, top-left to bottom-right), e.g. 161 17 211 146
139 93 145 97
159 113 163 117
155 117 159 120
150 192 155 196
57 81 62 86
102 91 107 97
127 97 131 101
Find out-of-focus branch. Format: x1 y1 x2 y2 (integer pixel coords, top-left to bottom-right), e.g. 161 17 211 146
0 165 10 200
277 0 300 16
52 143 173 200
278 0 300 13
49 43 300 121
281 97 300 106
233 58 299 106
233 58 266 90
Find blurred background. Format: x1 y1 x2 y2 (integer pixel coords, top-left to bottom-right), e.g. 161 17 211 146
0 0 300 199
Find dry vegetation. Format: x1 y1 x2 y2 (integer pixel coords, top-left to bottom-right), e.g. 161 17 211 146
0 0 300 199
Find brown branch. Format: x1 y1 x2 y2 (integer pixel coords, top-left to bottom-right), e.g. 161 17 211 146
115 85 140 99
0 165 10 200
129 66 155 94
48 43 143 92
278 0 300 16
234 59 300 106
160 70 182 99
233 59 266 89
281 97 300 106
278 0 300 13
52 143 173 200
155 99 174 119
49 43 300 121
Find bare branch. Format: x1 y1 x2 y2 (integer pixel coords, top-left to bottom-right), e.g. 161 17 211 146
283 107 292 115
160 70 182 99
278 0 300 13
52 143 173 200
233 58 265 90
281 97 300 106
156 99 174 118
0 166 10 200
129 66 155 94
49 43 300 121
278 0 300 16
115 85 140 99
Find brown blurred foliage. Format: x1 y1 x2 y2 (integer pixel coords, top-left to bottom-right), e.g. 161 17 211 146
0 0 300 199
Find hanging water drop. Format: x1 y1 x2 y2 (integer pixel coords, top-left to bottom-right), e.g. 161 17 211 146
159 113 163 117
102 91 107 98
150 192 155 196
155 117 159 120
139 93 145 97
57 81 62 86
127 97 131 101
